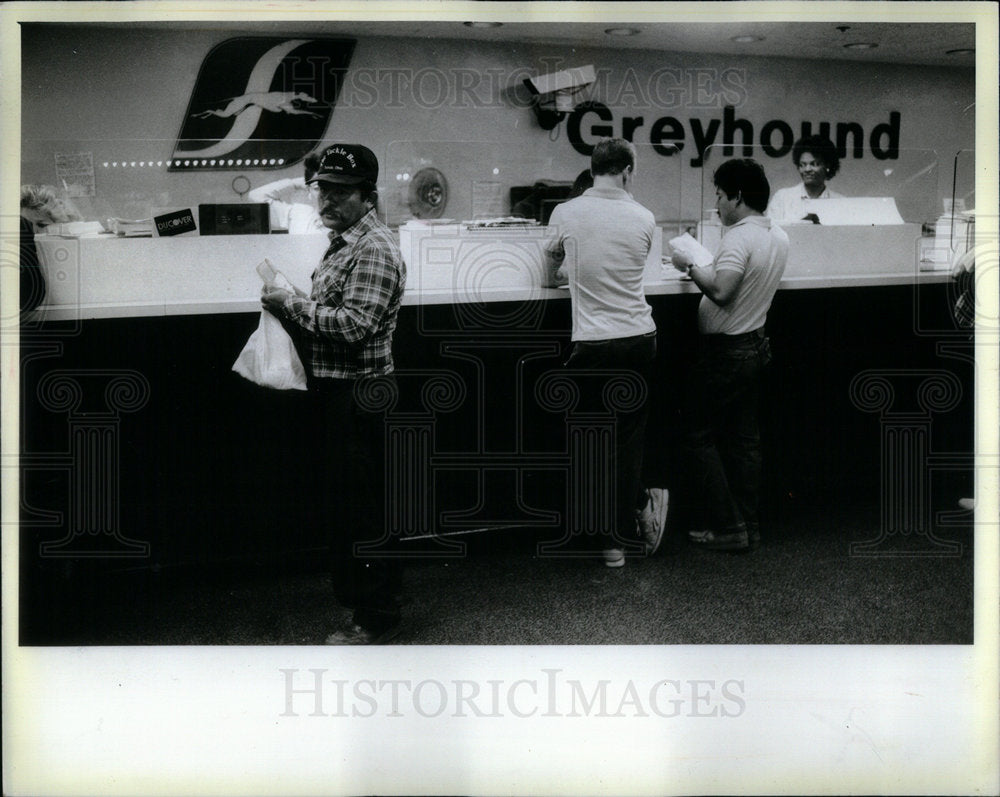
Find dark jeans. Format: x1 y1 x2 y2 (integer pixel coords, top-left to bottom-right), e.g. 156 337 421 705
313 375 401 633
565 331 657 550
681 329 772 535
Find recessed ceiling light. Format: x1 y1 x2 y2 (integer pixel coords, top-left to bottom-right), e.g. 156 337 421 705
463 21 502 29
730 35 764 43
843 42 879 51
945 48 975 56
605 27 641 37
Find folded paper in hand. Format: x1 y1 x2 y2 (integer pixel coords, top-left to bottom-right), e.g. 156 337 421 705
668 232 715 268
232 310 308 390
255 257 297 292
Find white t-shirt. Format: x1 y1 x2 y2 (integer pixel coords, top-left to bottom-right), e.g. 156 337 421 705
698 215 788 336
247 177 324 234
766 182 843 224
546 186 656 342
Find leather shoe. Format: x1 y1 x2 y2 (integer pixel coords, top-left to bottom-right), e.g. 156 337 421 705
325 622 401 645
688 528 750 552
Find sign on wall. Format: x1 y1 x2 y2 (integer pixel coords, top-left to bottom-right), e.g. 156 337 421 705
171 37 355 171
54 151 96 196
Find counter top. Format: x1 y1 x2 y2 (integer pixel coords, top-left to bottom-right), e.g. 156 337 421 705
28 226 954 322
30 270 953 322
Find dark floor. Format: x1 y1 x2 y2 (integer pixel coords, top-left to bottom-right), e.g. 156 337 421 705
22 499 975 646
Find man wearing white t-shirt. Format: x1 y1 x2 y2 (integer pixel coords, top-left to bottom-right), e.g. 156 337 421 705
545 138 669 568
672 158 789 552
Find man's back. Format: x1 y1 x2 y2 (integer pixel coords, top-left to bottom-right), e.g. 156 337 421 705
548 186 656 341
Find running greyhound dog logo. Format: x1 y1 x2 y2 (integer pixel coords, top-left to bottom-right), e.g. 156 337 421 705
190 91 322 120
172 37 355 170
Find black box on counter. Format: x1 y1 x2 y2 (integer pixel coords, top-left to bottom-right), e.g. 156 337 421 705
198 203 270 235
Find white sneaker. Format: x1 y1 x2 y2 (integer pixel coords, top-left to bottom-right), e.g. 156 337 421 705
636 488 669 555
603 548 626 568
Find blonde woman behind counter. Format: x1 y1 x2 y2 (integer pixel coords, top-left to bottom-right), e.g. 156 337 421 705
247 152 325 234
20 184 83 313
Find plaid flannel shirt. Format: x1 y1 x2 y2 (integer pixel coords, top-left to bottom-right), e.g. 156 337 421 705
282 209 405 380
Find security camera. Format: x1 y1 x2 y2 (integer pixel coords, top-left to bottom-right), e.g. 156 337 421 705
523 65 596 129
524 65 597 99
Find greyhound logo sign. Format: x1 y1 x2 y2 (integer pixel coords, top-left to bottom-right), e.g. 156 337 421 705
171 37 355 171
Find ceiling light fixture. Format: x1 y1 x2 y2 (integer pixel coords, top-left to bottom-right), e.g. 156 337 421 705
605 27 641 37
730 35 764 43
843 42 879 51
463 21 503 29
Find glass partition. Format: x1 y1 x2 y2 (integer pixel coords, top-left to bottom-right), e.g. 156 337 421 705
699 143 942 226
696 144 943 277
384 139 684 230
951 148 975 215
19 138 326 229
21 136 680 237
933 148 977 267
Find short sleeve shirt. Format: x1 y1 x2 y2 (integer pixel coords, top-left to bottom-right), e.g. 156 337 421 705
546 186 657 342
698 215 788 335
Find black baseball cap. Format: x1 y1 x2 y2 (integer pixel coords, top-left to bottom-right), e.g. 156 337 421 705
307 144 379 185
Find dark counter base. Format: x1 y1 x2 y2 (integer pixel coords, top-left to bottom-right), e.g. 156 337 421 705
19 283 974 641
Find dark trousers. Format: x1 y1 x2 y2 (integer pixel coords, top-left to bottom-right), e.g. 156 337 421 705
313 376 401 633
565 331 657 550
680 329 771 535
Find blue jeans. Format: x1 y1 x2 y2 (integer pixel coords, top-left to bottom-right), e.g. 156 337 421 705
681 329 772 535
565 331 657 550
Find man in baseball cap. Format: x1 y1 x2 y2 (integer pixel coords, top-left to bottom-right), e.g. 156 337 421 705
263 143 407 644
299 144 380 234
307 143 379 186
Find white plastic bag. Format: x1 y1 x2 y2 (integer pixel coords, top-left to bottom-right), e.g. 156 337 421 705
232 309 308 391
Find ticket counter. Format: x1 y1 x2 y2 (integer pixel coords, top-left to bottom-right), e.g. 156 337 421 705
32 220 940 319
20 223 968 580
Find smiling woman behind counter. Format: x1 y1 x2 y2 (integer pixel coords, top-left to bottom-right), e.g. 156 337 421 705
765 135 843 224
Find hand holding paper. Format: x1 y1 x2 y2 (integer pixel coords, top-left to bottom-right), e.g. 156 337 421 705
668 233 715 270
261 286 291 318
256 258 299 293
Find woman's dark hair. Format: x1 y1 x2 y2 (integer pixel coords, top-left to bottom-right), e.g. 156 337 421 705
303 153 322 182
791 135 841 178
568 168 594 199
713 158 771 213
